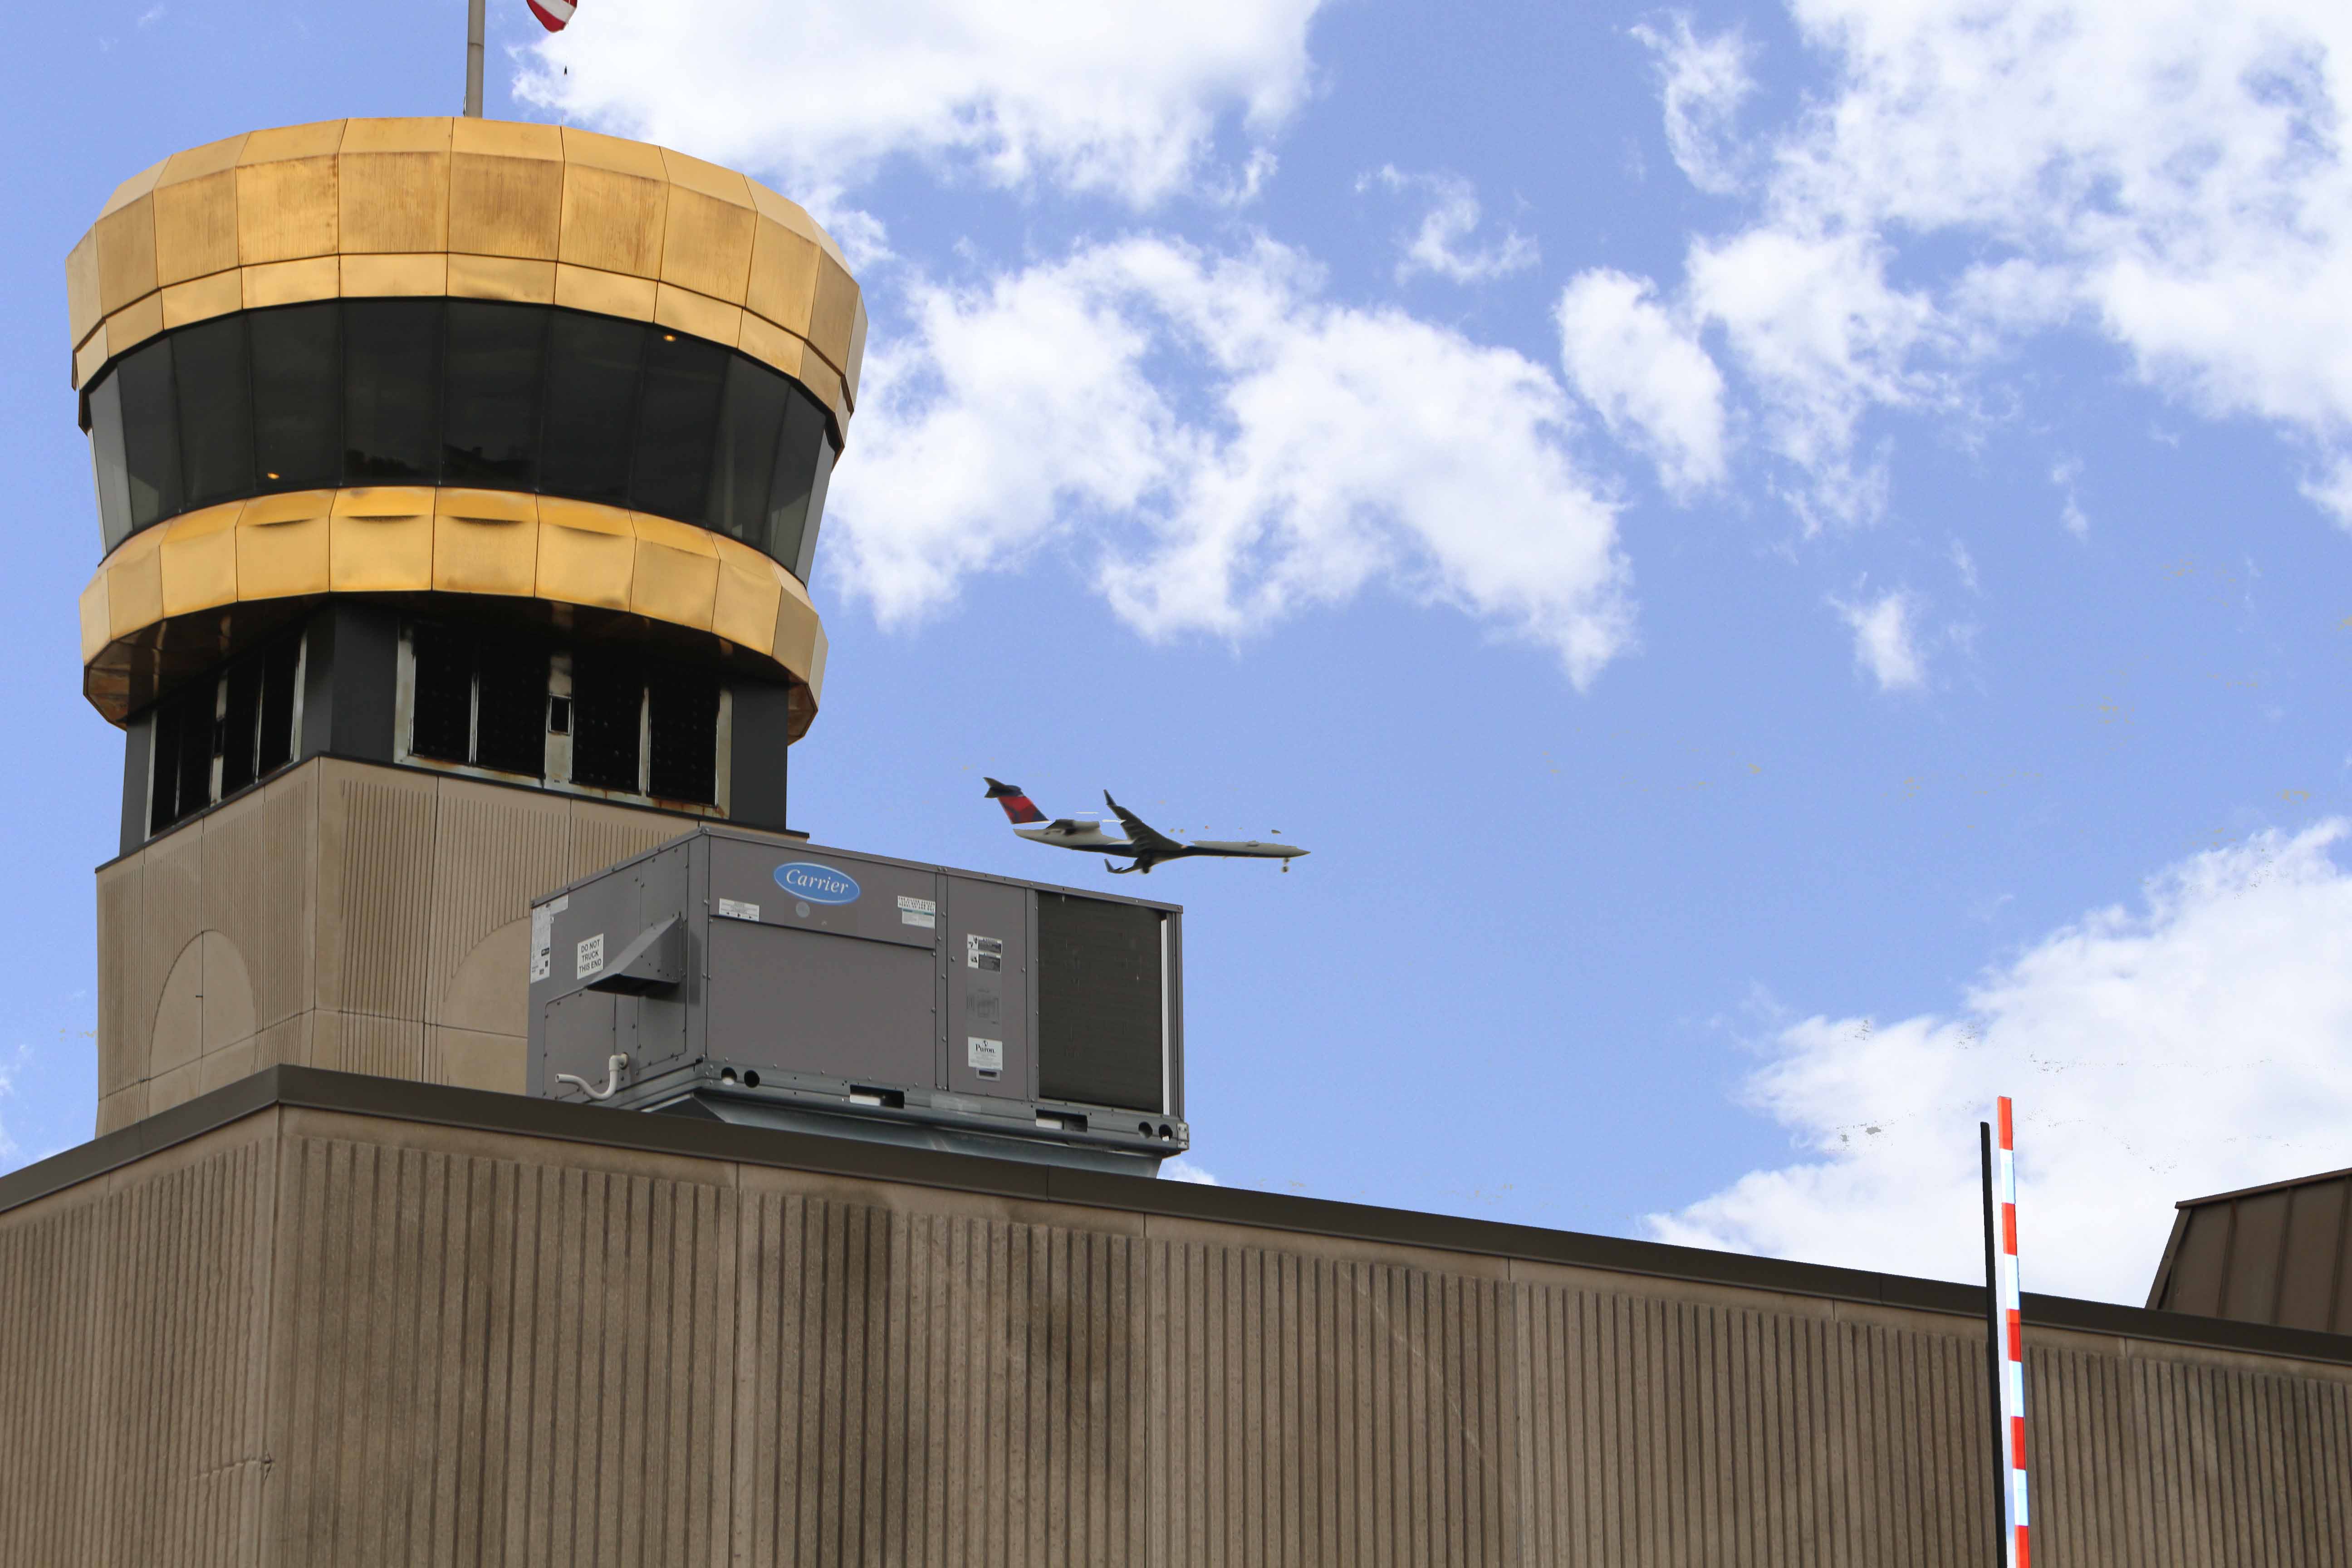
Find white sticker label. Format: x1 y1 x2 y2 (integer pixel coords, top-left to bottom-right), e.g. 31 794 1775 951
576 933 604 979
901 909 936 929
716 898 761 921
967 1036 1003 1077
529 895 569 983
897 895 936 914
967 934 1003 972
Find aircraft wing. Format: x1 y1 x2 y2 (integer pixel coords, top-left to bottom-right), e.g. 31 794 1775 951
1102 792 1184 852
1013 817 1131 851
1185 839 1307 859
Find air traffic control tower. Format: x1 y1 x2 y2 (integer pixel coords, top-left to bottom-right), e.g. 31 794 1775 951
69 118 863 1128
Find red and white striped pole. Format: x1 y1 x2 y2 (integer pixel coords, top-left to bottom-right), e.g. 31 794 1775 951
1990 1096 2030 1568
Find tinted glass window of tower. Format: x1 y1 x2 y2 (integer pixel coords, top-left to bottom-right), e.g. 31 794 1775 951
405 623 721 807
82 300 837 575
147 635 303 835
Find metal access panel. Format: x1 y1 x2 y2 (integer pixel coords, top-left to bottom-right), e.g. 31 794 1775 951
527 826 1187 1171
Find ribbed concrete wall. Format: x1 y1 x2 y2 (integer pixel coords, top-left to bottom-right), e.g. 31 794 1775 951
0 1121 275 1566
6 1104 2352 1565
94 759 707 1132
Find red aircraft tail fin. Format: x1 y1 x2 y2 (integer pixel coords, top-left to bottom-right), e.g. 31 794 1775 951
983 777 1047 825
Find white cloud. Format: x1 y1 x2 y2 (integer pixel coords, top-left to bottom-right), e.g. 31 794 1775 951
1685 228 1943 527
1632 17 1755 196
1949 538 1980 593
2052 457 2091 540
1556 268 1729 496
1617 0 2352 529
514 0 1323 206
829 236 1635 684
1364 167 1539 285
1832 588 1926 691
2302 458 2352 530
1652 823 2352 1303
1161 1157 1220 1185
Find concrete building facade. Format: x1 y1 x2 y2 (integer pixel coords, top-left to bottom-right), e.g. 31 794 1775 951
5 1071 2352 1566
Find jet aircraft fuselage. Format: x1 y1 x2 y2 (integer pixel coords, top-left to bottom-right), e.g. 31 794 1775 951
984 779 1308 874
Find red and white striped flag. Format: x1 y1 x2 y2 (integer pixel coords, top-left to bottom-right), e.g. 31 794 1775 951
528 0 575 31
1995 1097 2031 1568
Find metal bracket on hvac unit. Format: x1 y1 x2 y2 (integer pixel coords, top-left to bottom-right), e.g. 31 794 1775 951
583 914 685 996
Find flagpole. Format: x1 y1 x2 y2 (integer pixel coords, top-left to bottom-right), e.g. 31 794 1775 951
465 0 486 117
1980 1121 2008 1567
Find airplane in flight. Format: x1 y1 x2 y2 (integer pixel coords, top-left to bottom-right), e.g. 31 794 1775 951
984 779 1309 874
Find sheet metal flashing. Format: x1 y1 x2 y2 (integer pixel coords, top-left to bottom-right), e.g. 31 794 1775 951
8 1064 2352 1371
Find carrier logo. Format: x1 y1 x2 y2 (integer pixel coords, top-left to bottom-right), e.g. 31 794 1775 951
772 862 861 904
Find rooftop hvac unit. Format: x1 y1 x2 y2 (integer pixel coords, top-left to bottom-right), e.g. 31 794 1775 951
527 827 1186 1172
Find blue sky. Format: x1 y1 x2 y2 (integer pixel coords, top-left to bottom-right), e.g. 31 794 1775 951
9 0 2352 1303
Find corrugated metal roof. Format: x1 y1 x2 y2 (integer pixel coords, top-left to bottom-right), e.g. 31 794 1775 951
2146 1165 2352 1333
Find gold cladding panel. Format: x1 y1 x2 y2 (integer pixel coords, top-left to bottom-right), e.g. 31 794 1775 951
66 232 102 350
158 503 243 617
74 325 109 389
241 256 339 310
652 284 741 348
808 251 858 375
805 620 828 705
160 270 242 331
447 253 557 305
238 119 345 163
747 177 847 268
78 573 109 666
235 492 334 599
745 217 819 335
107 292 163 356
657 145 754 207
95 196 157 316
432 489 539 597
330 488 435 592
658 187 756 304
158 131 249 185
844 296 868 404
559 125 668 179
153 171 238 288
710 536 783 655
338 116 451 154
105 528 166 641
338 151 450 254
100 157 166 217
772 575 823 686
558 164 668 278
553 262 657 321
235 154 338 265
734 313 806 381
535 498 636 610
339 252 447 297
448 152 564 260
450 118 562 161
796 351 844 426
627 513 720 630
